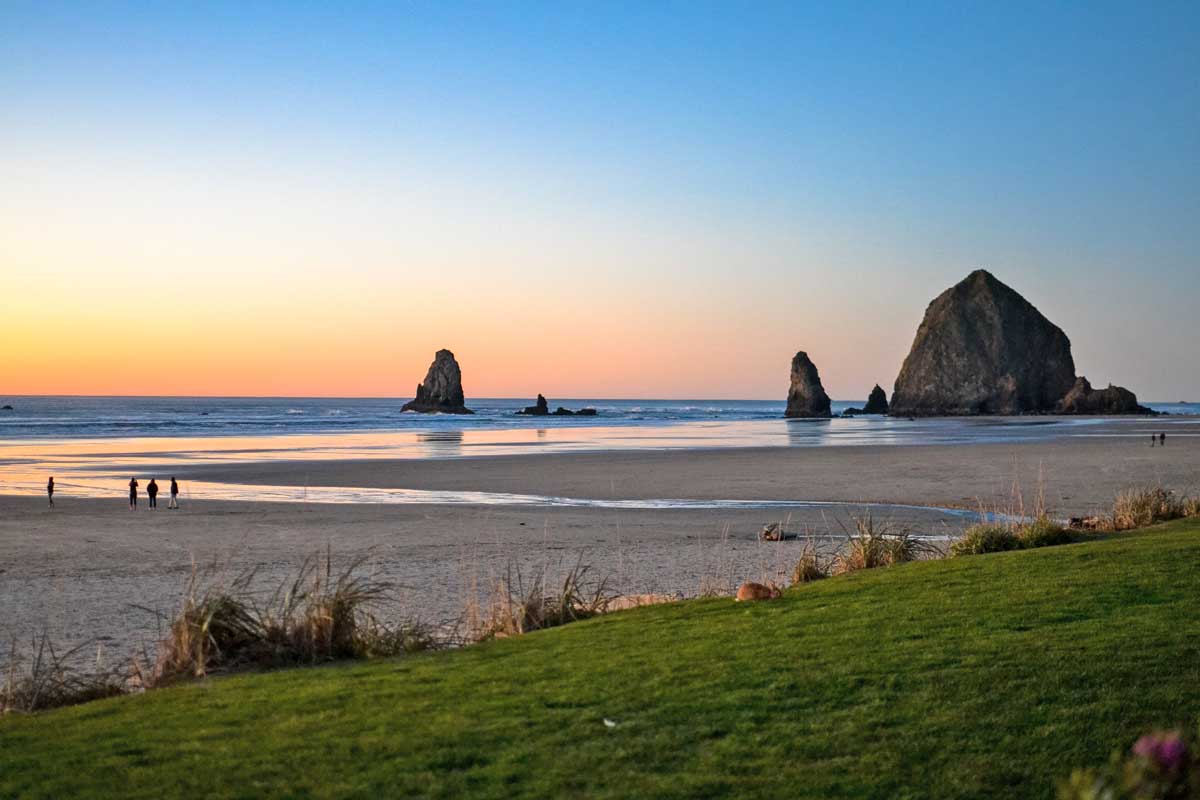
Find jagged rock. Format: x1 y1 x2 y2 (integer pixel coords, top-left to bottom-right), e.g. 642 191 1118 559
515 396 598 417
401 349 473 414
863 385 889 414
1057 377 1151 415
518 394 550 415
784 352 832 418
890 270 1077 416
844 384 890 416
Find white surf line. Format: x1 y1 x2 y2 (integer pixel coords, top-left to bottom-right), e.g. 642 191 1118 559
2 476 997 522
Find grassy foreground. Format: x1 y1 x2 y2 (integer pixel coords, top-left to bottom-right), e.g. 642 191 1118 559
4 521 1200 799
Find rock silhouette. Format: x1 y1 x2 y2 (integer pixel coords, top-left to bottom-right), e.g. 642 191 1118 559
890 270 1077 416
785 352 832 418
516 395 598 417
518 394 550 415
863 385 889 414
1057 377 1150 415
845 384 889 416
401 349 473 414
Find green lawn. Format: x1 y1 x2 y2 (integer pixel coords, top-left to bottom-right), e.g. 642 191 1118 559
4 520 1200 799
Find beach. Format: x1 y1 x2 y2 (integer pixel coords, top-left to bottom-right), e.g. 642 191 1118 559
2 418 1197 665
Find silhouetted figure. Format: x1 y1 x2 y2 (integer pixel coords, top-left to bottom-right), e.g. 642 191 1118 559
129 477 139 509
168 477 179 509
147 478 159 509
1151 434 1156 447
1160 432 1166 446
47 476 54 508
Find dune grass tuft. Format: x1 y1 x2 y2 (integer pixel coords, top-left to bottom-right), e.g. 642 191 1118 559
1109 486 1187 531
950 524 1022 556
141 551 437 687
2 635 126 714
471 560 612 640
833 514 935 575
790 545 829 585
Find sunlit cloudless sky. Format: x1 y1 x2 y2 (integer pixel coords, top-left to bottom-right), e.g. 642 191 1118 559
2 1 1197 399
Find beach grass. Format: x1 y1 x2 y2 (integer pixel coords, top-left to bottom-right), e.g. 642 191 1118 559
3 518 1200 799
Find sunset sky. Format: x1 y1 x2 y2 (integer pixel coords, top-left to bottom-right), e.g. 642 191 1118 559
2 2 1198 400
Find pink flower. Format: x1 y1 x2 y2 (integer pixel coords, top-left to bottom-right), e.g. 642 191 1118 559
1132 732 1188 771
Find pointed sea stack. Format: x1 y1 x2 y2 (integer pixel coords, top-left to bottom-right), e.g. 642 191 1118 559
518 394 550 416
401 349 473 414
785 352 832 418
890 270 1077 416
863 384 889 414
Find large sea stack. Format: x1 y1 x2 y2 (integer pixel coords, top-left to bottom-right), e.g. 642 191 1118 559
401 349 473 414
785 352 832 418
890 270 1078 416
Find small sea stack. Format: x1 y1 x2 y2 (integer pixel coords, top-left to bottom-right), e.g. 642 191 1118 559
784 352 832 418
518 395 550 415
1057 377 1152 415
401 349 473 414
516 394 597 416
844 384 889 416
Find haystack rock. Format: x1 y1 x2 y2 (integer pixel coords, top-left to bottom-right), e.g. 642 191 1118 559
1057 377 1150 415
785 352 832 418
890 270 1077 416
401 349 473 414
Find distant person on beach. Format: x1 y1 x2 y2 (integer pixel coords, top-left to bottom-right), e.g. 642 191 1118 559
129 477 139 509
147 478 159 509
1160 432 1166 446
1151 434 1156 447
168 477 179 509
47 476 54 507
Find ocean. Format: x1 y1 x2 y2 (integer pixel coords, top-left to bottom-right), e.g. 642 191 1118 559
1 396 1196 441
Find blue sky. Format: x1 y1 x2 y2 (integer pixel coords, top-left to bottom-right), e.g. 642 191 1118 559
2 2 1198 398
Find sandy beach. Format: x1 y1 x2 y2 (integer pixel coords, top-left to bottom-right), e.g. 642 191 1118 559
2 425 1198 666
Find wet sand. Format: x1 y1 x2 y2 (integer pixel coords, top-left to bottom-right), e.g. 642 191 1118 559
174 434 1200 516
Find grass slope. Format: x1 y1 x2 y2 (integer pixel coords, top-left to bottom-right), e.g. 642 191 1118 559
4 520 1200 799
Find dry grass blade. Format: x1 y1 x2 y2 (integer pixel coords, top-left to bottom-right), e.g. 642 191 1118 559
832 513 935 575
2 634 126 714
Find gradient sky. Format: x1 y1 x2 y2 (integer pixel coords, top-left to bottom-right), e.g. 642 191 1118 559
2 1 1198 400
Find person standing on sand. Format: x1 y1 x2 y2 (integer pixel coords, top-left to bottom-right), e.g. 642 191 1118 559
129 477 139 509
168 477 179 509
147 478 159 509
1151 434 1156 447
1160 432 1166 446
47 476 54 507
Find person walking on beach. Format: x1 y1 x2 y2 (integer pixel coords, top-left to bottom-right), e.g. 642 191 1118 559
147 478 159 509
129 477 139 509
1151 434 1156 447
47 476 54 508
1160 432 1166 446
168 477 179 509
